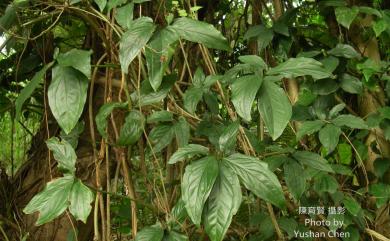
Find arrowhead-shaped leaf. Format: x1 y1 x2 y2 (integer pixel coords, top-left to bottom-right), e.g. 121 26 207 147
46 137 77 174
335 6 359 29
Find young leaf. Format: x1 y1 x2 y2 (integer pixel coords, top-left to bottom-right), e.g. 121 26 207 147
296 120 324 140
231 75 262 121
135 224 164 241
332 114 368 129
168 144 209 164
284 160 306 201
95 102 127 139
15 62 53 121
292 151 334 173
183 87 203 114
118 110 145 146
168 17 229 51
56 49 92 78
258 80 292 140
48 66 89 134
204 163 242 241
69 179 94 223
335 6 359 29
23 176 74 225
224 153 285 209
218 122 240 152
119 17 155 73
266 57 332 80
319 124 341 154
46 137 77 174
181 156 219 226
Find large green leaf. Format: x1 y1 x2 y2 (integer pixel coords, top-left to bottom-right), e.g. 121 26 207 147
181 156 219 226
95 102 127 139
174 117 190 147
224 153 285 209
296 120 324 140
118 110 145 146
145 28 178 91
335 6 359 29
204 163 242 241
284 160 305 201
183 87 203 114
149 124 175 152
340 74 363 94
23 176 74 225
328 44 360 59
119 17 155 73
115 3 134 29
243 25 274 51
266 57 332 80
258 80 292 140
218 122 240 152
332 114 368 129
69 179 94 223
46 137 76 174
15 62 53 121
56 49 92 78
135 225 164 241
48 66 89 134
319 124 341 154
168 144 209 164
231 75 262 121
292 151 334 173
166 231 188 241
168 17 229 51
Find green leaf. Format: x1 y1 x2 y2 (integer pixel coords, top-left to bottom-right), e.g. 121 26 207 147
135 74 176 106
170 199 187 224
329 104 345 119
358 6 382 17
183 87 203 114
107 0 127 11
284 160 305 201
60 121 85 149
373 19 388 37
147 110 173 123
296 120 324 140
168 144 209 164
94 0 107 12
166 231 188 241
135 225 164 241
46 137 77 174
95 102 127 138
335 6 359 29
273 21 289 36
328 44 360 59
69 179 94 223
119 17 155 73
238 55 267 70
181 156 219 226
313 173 339 194
258 80 292 140
149 124 175 152
224 153 285 209
369 183 390 208
115 3 134 29
174 117 190 147
15 62 53 121
218 122 240 152
293 151 334 173
118 110 145 146
23 176 74 225
266 57 332 80
243 25 274 51
48 66 89 134
340 74 363 94
145 28 179 91
332 114 368 129
231 75 262 121
338 143 352 165
343 196 361 216
56 49 92 78
204 163 242 241
319 124 341 154
168 17 229 51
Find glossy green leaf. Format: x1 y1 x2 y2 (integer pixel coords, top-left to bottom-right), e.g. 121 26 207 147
56 49 92 78
266 57 332 80
204 163 242 241
224 153 285 209
60 121 85 149
218 122 240 152
166 231 188 241
332 114 368 129
169 17 229 50
335 6 359 29
329 104 345 118
181 156 219 226
95 102 127 139
69 179 94 223
293 151 334 173
115 3 134 29
374 19 388 37
147 110 173 123
23 176 74 225
358 6 382 17
258 80 292 140
135 225 164 241
296 120 324 140
149 124 175 152
231 75 262 121
243 25 274 51
319 124 341 154
118 110 145 146
46 137 76 174
168 144 209 164
328 44 360 59
136 74 176 106
238 55 267 70
170 199 187 224
340 74 362 94
119 17 155 73
183 87 203 114
145 28 178 91
15 62 53 121
284 160 305 201
48 66 89 134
